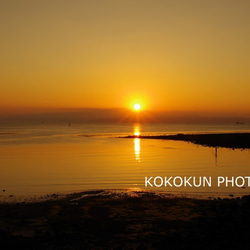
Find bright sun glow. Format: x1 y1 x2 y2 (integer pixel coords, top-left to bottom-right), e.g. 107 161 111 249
133 103 141 111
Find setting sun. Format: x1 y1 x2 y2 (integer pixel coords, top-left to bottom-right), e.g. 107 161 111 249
133 103 141 111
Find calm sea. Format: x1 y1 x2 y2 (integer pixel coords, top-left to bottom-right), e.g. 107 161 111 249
1 122 250 199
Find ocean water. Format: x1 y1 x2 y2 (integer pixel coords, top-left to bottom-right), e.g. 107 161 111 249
0 122 250 199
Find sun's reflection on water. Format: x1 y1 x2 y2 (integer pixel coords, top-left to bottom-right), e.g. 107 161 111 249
133 124 141 162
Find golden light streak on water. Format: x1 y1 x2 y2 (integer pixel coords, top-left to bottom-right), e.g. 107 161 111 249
133 124 141 162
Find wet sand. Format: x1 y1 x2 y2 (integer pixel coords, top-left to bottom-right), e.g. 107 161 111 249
1 189 250 249
124 133 250 149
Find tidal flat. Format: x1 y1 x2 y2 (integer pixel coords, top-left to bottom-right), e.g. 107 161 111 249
0 189 250 249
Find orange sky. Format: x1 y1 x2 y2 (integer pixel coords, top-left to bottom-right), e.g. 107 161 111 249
0 1 250 115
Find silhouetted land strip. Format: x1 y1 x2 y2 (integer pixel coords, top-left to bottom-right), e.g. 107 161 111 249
1 190 250 249
125 133 250 149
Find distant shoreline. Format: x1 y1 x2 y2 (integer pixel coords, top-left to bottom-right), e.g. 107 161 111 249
123 133 250 149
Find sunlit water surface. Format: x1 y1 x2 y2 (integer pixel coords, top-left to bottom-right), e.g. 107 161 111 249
1 122 250 199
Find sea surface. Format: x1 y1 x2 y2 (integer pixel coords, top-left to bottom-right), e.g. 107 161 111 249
1 122 250 199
